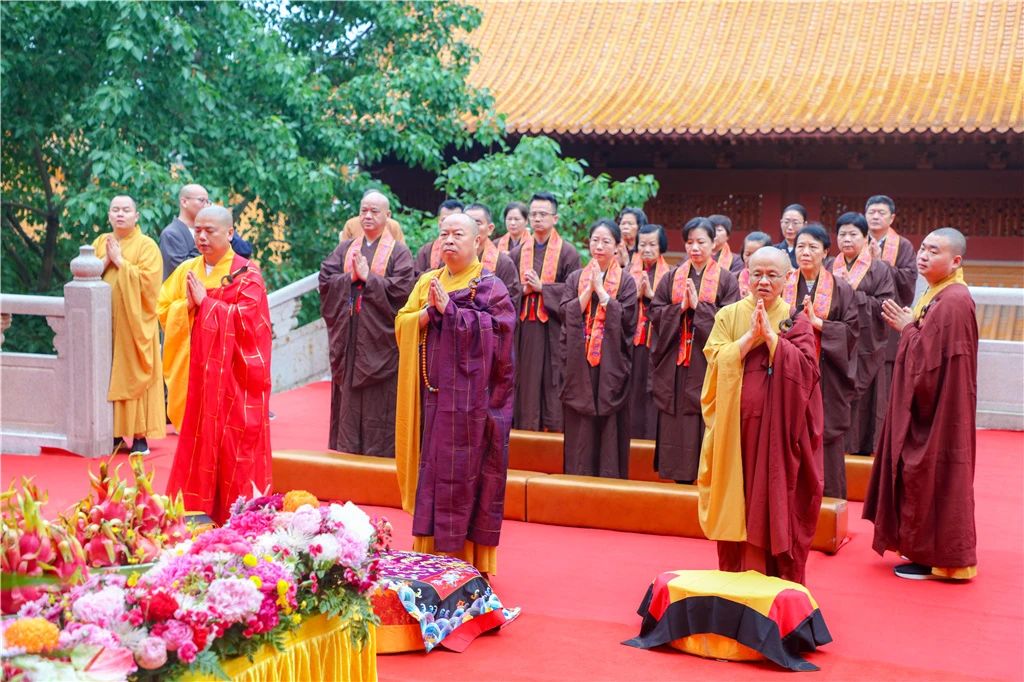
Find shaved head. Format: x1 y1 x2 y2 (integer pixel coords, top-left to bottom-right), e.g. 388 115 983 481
748 246 791 272
362 190 390 211
110 194 136 212
196 205 233 230
178 183 206 202
929 227 967 257
194 205 234 265
443 212 479 235
439 212 482 275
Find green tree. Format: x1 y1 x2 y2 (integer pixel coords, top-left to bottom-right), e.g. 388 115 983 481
0 0 502 304
430 136 659 256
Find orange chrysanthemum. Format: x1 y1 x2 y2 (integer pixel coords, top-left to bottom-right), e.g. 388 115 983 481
283 490 319 512
4 617 60 653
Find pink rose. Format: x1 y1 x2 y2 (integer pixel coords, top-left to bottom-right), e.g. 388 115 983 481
178 640 198 664
159 619 193 652
135 636 168 670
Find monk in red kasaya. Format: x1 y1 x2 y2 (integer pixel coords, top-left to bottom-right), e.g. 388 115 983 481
164 205 272 524
698 247 824 585
864 227 978 582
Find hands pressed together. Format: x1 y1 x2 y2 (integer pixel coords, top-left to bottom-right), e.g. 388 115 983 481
185 271 207 310
881 299 915 332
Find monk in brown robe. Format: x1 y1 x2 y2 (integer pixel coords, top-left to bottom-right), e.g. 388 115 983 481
496 201 530 252
628 224 670 440
650 218 740 483
319 190 416 456
559 220 637 477
465 203 522 311
864 228 977 581
784 225 860 499
864 195 917 453
708 214 746 276
832 212 896 456
700 247 824 585
736 231 774 298
510 192 582 431
413 200 464 276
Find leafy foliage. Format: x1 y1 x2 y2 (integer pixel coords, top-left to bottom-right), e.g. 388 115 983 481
430 136 659 254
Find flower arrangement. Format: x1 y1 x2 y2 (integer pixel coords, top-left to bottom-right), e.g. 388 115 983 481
1 489 390 681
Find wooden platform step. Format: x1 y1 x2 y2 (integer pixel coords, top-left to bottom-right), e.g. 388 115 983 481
271 449 848 553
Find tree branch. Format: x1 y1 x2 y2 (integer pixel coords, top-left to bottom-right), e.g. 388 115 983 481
0 200 47 217
1 239 35 291
3 207 45 257
31 143 55 213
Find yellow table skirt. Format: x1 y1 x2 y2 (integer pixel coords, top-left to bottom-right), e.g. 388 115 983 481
182 614 377 682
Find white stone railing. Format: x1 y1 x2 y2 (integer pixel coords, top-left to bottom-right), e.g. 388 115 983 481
0 246 113 456
267 272 329 393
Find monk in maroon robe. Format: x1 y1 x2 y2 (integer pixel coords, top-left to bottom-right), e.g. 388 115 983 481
510 192 582 432
699 247 823 585
320 191 415 457
708 214 746 276
650 219 740 482
832 213 897 456
413 200 464 275
395 213 516 574
628 224 671 440
561 220 637 478
785 225 859 499
165 206 272 525
864 228 978 581
864 195 917 452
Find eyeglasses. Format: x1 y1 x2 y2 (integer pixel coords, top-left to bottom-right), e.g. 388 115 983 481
750 272 785 282
780 219 804 227
529 211 554 219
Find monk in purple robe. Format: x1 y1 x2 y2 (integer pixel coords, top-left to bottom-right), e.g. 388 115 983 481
560 219 637 478
863 195 917 452
864 228 978 581
394 213 516 575
319 191 415 456
510 192 582 432
650 218 740 482
699 247 824 585
413 200 464 276
785 225 860 499
831 212 897 456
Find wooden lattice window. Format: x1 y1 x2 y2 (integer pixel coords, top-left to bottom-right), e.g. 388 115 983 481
647 193 764 232
821 196 1023 238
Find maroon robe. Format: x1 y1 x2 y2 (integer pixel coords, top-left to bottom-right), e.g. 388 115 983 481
863 283 978 569
319 238 415 456
510 238 582 432
414 238 437 276
717 314 824 585
413 274 516 551
876 235 918 445
841 259 897 455
166 255 272 525
649 265 740 482
788 273 859 499
713 248 746 276
629 267 659 440
492 251 523 313
559 269 637 478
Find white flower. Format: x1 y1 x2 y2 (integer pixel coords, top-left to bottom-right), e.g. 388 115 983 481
309 533 341 565
328 502 374 547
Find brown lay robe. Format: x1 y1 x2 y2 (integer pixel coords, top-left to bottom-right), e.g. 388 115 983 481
713 248 746 276
863 283 978 570
787 272 859 499
840 258 897 455
491 251 523 314
875 235 917 447
649 265 740 482
319 238 415 456
510 238 582 432
414 238 438 276
629 267 660 440
560 269 637 478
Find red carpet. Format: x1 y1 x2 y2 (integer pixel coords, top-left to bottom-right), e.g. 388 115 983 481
3 381 1022 680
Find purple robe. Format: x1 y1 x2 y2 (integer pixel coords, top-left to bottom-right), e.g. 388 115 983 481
412 274 517 552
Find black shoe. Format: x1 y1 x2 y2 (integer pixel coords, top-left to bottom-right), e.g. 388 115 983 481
894 562 936 580
269 411 277 421
130 438 150 456
113 437 127 454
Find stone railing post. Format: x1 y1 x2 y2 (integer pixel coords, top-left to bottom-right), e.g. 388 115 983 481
63 245 113 457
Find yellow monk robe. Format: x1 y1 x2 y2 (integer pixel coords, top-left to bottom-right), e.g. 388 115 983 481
158 250 235 431
394 260 498 574
697 295 791 541
92 229 165 440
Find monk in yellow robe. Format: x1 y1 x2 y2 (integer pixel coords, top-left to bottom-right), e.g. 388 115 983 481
158 208 237 432
394 213 516 575
92 195 165 454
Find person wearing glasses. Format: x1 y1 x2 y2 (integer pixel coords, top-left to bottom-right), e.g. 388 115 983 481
161 206 273 525
159 183 253 281
94 195 165 456
775 204 806 269
648 218 740 484
509 192 582 432
698 246 824 585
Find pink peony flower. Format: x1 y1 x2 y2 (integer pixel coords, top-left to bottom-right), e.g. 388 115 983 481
71 586 126 627
156 619 193 652
289 505 322 537
177 640 198 664
135 636 168 670
189 528 251 556
58 622 119 650
207 578 263 623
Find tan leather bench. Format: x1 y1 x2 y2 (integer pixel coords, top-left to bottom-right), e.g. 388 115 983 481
510 430 675 483
845 454 874 502
271 450 544 521
525 474 848 553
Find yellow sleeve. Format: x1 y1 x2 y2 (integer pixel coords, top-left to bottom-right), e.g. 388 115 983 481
393 273 433 514
697 305 748 542
158 264 193 431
